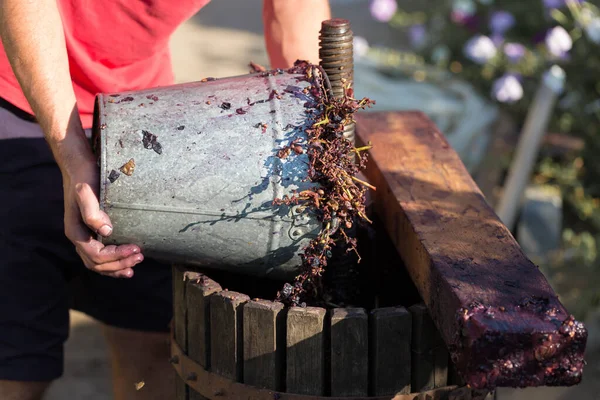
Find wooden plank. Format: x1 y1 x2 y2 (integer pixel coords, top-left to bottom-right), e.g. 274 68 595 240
186 274 222 400
355 111 587 389
330 308 368 396
370 306 412 395
172 265 189 400
243 299 285 390
286 306 326 395
409 303 448 391
210 290 250 382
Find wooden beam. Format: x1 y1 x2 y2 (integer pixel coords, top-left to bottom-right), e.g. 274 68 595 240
355 111 587 390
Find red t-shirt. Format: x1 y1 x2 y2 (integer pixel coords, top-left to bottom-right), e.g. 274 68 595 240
0 0 211 129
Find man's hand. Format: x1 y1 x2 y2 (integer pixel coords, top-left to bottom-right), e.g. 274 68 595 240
263 0 331 68
0 0 142 278
63 159 143 278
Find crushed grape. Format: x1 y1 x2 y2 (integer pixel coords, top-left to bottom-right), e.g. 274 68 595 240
272 60 376 306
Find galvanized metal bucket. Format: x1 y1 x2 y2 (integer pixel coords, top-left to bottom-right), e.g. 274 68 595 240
92 70 325 279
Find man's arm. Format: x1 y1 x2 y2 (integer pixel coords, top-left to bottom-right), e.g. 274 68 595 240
263 0 331 68
0 0 142 278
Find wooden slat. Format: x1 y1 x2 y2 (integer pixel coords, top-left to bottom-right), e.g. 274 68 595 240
173 333 463 400
286 306 326 395
172 265 189 400
370 306 412 395
355 111 587 389
186 274 222 400
330 308 369 396
243 299 285 390
210 291 250 381
409 303 448 391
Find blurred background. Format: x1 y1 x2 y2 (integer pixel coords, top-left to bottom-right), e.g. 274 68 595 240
45 0 600 398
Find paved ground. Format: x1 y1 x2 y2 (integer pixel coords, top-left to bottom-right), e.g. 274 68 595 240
43 1 600 399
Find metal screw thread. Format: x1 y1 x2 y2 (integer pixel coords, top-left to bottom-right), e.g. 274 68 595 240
319 18 355 143
319 19 357 293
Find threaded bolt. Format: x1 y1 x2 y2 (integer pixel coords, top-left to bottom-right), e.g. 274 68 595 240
319 18 355 143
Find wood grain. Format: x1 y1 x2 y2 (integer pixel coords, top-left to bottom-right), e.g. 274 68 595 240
409 303 448 391
355 111 587 389
186 274 222 400
286 306 326 395
370 306 412 395
330 308 369 396
242 299 285 390
210 290 250 381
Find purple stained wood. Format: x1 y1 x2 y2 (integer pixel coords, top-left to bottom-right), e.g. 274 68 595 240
355 111 587 390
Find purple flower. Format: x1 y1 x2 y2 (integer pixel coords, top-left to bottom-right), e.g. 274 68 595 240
504 43 526 63
463 35 497 64
409 24 427 49
370 0 397 23
492 74 523 103
545 26 572 58
490 11 516 34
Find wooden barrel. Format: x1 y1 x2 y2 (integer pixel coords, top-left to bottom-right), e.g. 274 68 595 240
171 265 491 400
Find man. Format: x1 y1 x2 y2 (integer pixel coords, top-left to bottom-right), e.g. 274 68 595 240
0 0 331 399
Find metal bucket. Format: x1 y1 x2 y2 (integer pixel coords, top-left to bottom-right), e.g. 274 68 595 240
92 70 324 279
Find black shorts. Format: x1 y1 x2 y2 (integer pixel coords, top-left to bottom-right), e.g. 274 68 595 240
0 104 172 381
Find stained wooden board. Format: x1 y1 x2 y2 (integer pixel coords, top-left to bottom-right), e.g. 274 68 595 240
243 299 285 390
330 308 369 396
355 111 587 389
286 306 326 395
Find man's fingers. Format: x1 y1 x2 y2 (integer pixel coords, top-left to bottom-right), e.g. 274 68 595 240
75 182 113 237
91 254 143 273
109 268 135 278
88 242 141 265
77 247 143 273
78 241 143 267
67 219 141 265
